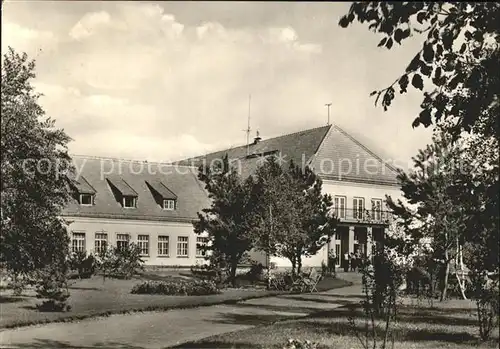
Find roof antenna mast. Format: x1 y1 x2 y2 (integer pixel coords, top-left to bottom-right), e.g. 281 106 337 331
325 102 332 126
245 94 252 155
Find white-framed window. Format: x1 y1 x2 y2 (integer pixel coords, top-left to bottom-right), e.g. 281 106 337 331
71 232 86 253
137 235 149 256
79 194 94 206
123 196 137 208
116 233 130 251
371 198 383 221
334 196 346 219
158 235 169 256
177 236 189 257
353 197 365 219
163 199 176 210
94 232 107 253
196 237 208 257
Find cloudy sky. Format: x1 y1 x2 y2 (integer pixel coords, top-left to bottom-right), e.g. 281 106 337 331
2 1 432 164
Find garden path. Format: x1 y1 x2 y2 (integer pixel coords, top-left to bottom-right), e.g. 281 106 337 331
0 273 362 349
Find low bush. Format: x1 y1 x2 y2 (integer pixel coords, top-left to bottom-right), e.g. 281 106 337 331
69 251 97 279
190 264 218 279
7 275 32 296
282 338 319 349
267 271 321 293
98 244 145 280
35 264 71 312
246 262 265 282
131 279 220 296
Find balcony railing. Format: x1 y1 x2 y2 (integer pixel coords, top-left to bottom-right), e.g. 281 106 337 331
332 208 393 224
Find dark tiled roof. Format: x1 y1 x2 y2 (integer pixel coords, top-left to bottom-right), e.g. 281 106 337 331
175 125 331 177
106 176 138 196
310 125 399 185
69 175 96 194
63 156 210 222
175 124 398 186
146 180 177 200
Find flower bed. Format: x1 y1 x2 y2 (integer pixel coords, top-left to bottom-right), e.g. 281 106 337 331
131 279 220 296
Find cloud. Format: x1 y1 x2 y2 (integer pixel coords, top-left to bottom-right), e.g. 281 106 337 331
33 82 214 161
1 22 58 55
70 129 214 162
61 3 322 91
34 82 164 134
3 2 432 164
69 11 113 40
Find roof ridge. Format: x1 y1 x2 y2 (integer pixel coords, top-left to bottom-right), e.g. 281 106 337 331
331 124 399 173
183 124 331 161
307 124 332 167
70 154 198 168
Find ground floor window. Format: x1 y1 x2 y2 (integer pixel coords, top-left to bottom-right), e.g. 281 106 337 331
72 232 86 253
196 237 208 257
116 233 130 251
137 235 149 256
94 232 107 254
158 235 169 256
177 236 188 257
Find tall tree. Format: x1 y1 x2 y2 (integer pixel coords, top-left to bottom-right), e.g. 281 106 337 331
194 155 259 286
252 157 292 269
254 158 338 275
1 48 73 279
288 162 338 275
387 131 469 301
340 2 500 141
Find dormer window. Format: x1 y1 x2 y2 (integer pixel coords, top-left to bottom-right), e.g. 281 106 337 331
123 196 137 208
145 180 177 210
163 199 176 210
106 177 138 209
69 175 96 206
80 194 94 206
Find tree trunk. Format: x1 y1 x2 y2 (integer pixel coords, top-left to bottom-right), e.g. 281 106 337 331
265 250 271 289
291 257 296 277
297 254 302 275
230 259 238 287
440 253 450 302
455 240 468 300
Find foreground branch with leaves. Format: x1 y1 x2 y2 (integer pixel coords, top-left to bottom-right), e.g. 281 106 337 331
340 2 499 141
1 47 73 300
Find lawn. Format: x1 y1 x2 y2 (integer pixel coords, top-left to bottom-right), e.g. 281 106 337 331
0 272 350 329
175 298 499 349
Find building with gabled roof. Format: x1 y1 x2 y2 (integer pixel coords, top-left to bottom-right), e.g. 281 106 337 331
177 123 402 269
65 123 402 269
64 156 210 266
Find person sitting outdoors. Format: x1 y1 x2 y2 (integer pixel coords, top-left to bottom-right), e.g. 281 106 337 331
350 252 356 272
343 252 349 272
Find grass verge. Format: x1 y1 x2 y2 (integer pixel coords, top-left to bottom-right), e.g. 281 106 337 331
174 299 498 349
0 276 351 330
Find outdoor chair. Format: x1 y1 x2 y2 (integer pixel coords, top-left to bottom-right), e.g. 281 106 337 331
299 268 322 293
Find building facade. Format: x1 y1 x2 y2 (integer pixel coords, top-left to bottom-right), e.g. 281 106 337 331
63 156 210 266
65 123 402 268
178 124 402 269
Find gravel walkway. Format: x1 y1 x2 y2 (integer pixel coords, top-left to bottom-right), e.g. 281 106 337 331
0 273 362 349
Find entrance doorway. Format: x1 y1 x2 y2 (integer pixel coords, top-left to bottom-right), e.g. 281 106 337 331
335 241 341 268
